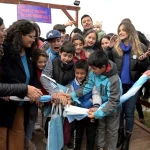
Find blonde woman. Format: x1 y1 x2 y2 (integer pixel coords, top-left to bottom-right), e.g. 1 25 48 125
107 22 149 150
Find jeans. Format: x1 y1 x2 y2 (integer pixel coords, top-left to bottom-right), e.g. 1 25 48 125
120 84 139 132
25 104 38 141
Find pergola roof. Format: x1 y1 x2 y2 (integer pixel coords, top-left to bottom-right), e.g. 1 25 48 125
0 0 80 26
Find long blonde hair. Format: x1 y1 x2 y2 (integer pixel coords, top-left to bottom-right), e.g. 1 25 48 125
114 22 143 56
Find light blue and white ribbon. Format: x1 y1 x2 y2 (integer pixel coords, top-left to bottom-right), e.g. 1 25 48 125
65 74 149 122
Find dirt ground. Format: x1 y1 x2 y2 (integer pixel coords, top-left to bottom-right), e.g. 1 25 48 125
33 122 150 150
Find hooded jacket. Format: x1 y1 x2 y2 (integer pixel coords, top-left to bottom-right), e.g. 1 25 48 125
71 60 122 114
68 78 101 109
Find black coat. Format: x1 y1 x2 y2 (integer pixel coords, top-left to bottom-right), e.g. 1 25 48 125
0 42 35 127
52 57 75 86
107 44 150 82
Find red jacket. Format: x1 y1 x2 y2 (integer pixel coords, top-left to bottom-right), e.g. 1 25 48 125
37 69 48 95
73 50 87 63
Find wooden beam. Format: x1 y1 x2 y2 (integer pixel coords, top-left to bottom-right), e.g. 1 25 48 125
137 98 150 108
135 120 150 134
61 9 78 27
0 0 80 11
75 10 79 27
0 0 80 26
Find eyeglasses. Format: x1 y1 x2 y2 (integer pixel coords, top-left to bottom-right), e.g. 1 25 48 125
27 34 37 39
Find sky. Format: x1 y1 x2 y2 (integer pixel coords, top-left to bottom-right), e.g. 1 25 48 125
0 0 150 39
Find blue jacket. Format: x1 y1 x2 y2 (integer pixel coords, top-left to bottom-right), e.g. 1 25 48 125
46 48 59 60
71 79 93 109
71 60 122 117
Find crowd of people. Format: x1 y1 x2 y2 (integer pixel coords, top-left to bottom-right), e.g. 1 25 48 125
0 13 150 150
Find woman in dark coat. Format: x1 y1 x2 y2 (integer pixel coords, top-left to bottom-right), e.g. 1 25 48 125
0 18 43 150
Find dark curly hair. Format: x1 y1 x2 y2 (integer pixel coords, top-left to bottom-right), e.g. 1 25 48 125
5 19 38 58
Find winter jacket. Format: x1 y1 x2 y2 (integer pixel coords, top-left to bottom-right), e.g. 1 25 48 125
70 60 122 114
68 78 101 108
0 41 36 127
106 44 150 82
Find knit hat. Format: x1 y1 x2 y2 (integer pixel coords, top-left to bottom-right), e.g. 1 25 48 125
94 21 102 28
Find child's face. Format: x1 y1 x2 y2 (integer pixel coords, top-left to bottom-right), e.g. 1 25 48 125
36 56 48 70
93 25 101 32
73 39 84 54
48 38 61 53
90 66 106 76
75 68 87 83
60 52 74 64
84 32 96 47
101 38 110 50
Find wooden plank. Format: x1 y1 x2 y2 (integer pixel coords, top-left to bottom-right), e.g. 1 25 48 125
61 9 77 27
137 98 150 108
0 0 80 11
135 120 150 134
0 0 80 27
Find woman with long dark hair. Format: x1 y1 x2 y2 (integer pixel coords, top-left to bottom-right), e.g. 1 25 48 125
0 19 43 150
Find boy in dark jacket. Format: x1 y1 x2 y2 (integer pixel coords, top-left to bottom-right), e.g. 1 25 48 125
40 41 76 149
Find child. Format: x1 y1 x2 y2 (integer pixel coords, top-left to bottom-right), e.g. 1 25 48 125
33 49 49 139
71 33 87 63
45 29 61 60
84 29 99 58
40 30 62 143
33 49 49 96
93 21 106 41
68 59 101 150
61 51 122 150
40 41 76 149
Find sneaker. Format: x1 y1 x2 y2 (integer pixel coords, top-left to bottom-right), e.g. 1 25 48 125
66 142 74 150
25 140 37 150
42 138 47 144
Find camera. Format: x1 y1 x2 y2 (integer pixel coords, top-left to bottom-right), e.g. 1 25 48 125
74 0 80 6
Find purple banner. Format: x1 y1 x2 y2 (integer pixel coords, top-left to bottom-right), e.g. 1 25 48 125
17 4 51 23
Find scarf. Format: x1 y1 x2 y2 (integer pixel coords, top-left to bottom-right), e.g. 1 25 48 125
120 41 132 84
46 47 59 60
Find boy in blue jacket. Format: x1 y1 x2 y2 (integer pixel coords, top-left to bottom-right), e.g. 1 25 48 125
68 59 101 150
60 51 122 150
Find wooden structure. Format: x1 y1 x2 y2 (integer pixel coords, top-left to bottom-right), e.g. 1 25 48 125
0 0 80 26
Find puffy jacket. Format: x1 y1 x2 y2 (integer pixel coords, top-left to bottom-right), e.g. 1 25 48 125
0 83 27 97
106 44 150 82
0 83 27 127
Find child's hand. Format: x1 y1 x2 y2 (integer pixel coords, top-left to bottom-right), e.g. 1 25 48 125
109 34 117 48
2 96 9 101
85 52 91 58
89 107 98 112
88 111 95 118
139 49 150 60
143 70 150 76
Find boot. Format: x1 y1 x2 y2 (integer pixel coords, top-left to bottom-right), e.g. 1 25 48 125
116 127 124 148
121 131 132 150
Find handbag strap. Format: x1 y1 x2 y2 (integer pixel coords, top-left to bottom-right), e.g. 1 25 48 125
50 103 56 115
51 103 62 116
